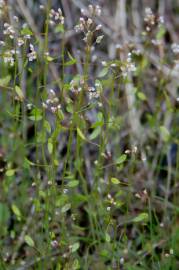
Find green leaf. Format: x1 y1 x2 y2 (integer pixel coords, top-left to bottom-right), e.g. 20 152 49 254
72 259 80 270
46 55 54 62
137 92 147 101
39 190 46 198
89 126 101 140
48 140 53 154
96 35 104 44
92 112 104 128
66 103 73 113
6 169 15 177
37 131 46 143
111 177 120 185
56 194 68 207
116 154 127 165
67 180 79 188
97 112 104 121
133 213 149 223
44 120 51 133
55 24 64 33
0 203 10 226
24 235 35 247
98 67 108 78
156 26 166 40
0 75 11 86
15 85 24 101
61 203 71 213
64 53 77 66
95 80 103 91
25 158 35 166
29 108 42 121
64 59 77 66
12 204 21 220
70 242 80 253
160 125 170 142
77 128 86 140
71 194 87 204
21 27 32 36
24 158 35 169
105 232 111 242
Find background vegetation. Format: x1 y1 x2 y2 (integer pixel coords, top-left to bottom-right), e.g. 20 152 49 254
0 0 179 269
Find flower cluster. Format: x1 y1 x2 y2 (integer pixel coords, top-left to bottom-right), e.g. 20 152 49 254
121 53 136 77
42 89 61 114
106 193 117 211
22 33 31 40
70 78 84 95
17 38 25 47
3 23 15 39
3 22 31 44
132 48 141 56
171 43 179 54
49 8 64 25
39 4 44 10
88 86 100 100
3 50 17 66
75 5 103 45
144 8 155 29
1 19 38 65
144 7 163 32
27 44 37 62
70 77 100 101
81 4 102 17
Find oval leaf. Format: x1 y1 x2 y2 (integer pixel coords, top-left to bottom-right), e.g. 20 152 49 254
77 128 86 140
61 203 71 213
24 235 35 247
111 177 120 185
67 180 79 188
116 154 127 165
0 75 11 86
98 67 108 78
6 169 15 177
15 85 24 101
133 213 149 223
12 204 21 220
160 126 170 142
48 140 53 154
71 242 80 253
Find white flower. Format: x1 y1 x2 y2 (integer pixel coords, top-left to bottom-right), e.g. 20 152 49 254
101 61 107 66
17 38 24 47
96 35 104 44
171 43 179 54
88 86 100 100
96 24 102 31
111 63 117 67
27 44 37 62
13 16 19 22
95 5 102 16
24 34 31 39
3 51 15 66
3 23 15 39
0 40 5 46
49 8 64 25
39 5 44 10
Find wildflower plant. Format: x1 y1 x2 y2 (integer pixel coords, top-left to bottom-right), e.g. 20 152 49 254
0 2 179 270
